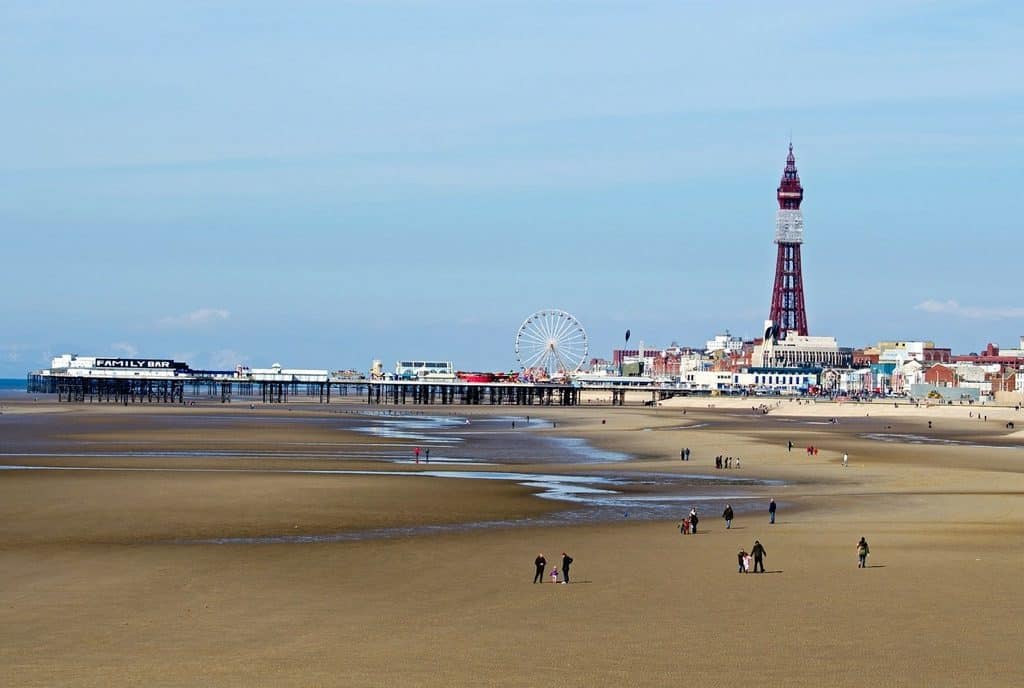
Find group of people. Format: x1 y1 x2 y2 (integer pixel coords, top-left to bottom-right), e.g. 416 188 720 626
677 507 700 534
679 447 692 461
805 445 819 456
533 552 574 584
413 447 430 464
715 455 740 469
532 514 872 586
737 540 767 573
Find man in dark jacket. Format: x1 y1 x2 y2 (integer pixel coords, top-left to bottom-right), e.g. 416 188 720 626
723 504 734 529
533 553 546 583
769 498 777 524
561 552 573 584
751 540 767 573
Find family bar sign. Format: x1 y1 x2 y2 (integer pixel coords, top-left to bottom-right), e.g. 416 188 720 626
95 358 189 371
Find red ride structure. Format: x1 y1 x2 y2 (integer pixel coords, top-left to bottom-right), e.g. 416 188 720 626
768 143 809 338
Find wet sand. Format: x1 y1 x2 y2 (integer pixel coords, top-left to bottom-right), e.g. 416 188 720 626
1 399 1023 686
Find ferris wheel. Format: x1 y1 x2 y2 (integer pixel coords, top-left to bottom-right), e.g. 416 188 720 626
515 309 588 378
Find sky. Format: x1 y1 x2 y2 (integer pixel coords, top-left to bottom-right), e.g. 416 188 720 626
1 1 1022 375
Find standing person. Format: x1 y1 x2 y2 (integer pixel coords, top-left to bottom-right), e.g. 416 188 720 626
723 504 734 529
788 440 793 452
550 567 559 584
690 508 699 535
414 446 421 464
561 552 573 584
680 448 685 462
857 537 870 568
685 447 691 461
533 553 547 583
751 540 767 573
769 498 777 524
842 452 848 468
425 448 430 464
737 548 747 573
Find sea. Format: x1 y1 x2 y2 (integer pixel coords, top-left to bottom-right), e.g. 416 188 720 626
0 378 26 396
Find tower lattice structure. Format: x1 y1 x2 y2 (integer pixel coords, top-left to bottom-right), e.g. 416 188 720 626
768 143 808 338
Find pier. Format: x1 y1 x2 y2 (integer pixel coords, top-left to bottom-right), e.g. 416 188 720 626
25 351 693 407
26 372 585 406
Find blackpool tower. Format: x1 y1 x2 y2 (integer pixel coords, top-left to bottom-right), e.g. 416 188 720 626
768 143 808 338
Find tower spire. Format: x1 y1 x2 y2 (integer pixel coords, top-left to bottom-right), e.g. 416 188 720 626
777 143 803 210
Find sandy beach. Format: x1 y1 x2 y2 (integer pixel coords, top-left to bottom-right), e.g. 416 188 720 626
2 397 1023 686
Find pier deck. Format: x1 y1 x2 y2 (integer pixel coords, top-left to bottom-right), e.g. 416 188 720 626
26 373 592 406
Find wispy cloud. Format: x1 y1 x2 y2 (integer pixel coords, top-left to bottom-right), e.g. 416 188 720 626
207 349 248 370
157 308 231 328
1 344 24 363
110 341 139 357
915 300 1024 320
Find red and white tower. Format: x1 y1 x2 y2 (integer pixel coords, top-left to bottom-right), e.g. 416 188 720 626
768 143 808 338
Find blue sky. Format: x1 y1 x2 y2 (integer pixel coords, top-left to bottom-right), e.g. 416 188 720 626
1 1 1022 375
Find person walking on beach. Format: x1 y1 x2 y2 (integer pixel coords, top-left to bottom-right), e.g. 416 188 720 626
751 540 767 573
414 447 421 464
681 448 685 462
550 567 559 584
425 448 430 464
788 440 793 452
842 452 848 468
689 508 699 534
857 537 870 568
769 498 777 524
561 552 573 584
737 548 747 573
723 504 734 529
685 447 691 461
533 553 547 583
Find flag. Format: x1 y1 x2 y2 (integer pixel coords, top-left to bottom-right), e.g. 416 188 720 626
625 329 631 343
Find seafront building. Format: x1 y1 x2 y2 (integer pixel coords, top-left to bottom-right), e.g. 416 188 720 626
751 324 852 369
705 333 745 354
